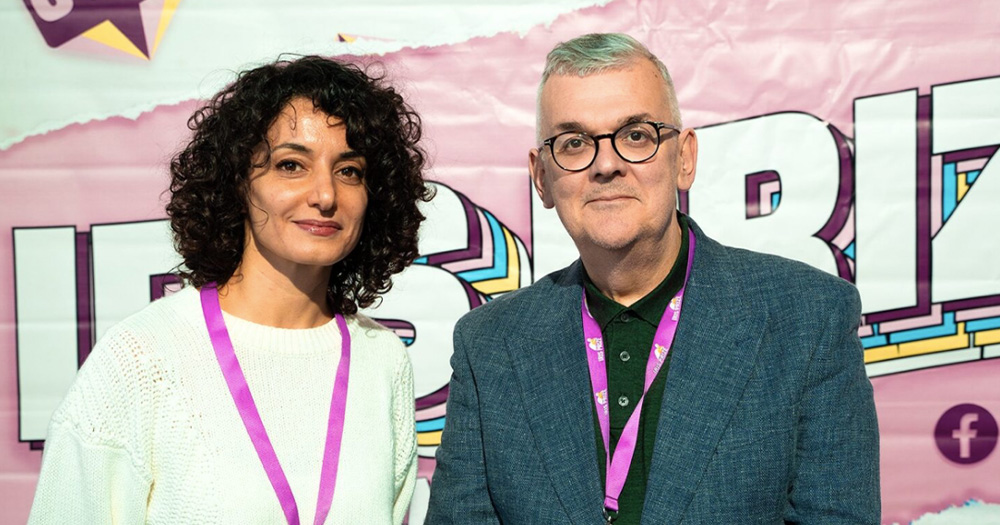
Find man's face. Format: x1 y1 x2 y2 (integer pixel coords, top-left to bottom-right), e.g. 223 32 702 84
529 58 697 256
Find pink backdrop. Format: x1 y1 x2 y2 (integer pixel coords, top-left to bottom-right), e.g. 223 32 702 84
2 0 999 523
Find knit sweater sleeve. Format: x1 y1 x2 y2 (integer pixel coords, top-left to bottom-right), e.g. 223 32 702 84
28 323 156 524
391 348 417 525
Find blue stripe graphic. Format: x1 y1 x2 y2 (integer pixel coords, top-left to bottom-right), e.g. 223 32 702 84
458 212 508 281
943 163 957 222
887 313 957 345
861 335 888 349
967 316 1000 333
861 323 886 349
416 416 446 432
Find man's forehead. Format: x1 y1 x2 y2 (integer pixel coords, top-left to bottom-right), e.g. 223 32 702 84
537 61 671 133
549 113 658 134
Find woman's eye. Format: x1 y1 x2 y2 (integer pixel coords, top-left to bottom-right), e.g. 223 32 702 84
276 160 302 172
337 166 365 184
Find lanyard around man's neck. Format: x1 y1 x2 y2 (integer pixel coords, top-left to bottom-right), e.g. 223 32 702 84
581 229 696 522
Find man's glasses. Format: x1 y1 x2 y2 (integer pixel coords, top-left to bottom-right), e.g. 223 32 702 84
541 121 680 172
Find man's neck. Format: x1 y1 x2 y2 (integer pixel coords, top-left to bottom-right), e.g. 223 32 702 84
581 222 683 307
216 245 333 329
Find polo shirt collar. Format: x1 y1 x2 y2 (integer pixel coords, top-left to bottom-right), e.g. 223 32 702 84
583 215 690 330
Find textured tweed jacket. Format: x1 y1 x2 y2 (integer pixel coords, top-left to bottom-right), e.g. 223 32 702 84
426 221 880 524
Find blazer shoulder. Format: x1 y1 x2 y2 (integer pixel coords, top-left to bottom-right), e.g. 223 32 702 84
718 244 860 315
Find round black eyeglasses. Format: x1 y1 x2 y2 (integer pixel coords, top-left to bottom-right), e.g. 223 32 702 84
541 121 680 172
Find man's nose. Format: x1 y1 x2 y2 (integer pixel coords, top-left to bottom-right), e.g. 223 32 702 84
590 135 627 179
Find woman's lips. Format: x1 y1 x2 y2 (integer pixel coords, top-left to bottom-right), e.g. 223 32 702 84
294 220 342 236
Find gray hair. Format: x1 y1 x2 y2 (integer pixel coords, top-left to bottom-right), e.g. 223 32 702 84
537 33 682 140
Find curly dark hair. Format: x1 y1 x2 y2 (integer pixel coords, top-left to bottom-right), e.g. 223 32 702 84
167 55 432 315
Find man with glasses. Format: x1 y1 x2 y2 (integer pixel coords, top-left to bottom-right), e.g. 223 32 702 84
427 33 879 524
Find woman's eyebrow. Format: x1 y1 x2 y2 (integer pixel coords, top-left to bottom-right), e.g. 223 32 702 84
272 142 311 153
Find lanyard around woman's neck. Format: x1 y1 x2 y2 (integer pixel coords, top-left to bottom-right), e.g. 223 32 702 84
200 283 350 525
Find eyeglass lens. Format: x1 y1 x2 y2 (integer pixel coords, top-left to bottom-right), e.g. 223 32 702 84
551 122 661 171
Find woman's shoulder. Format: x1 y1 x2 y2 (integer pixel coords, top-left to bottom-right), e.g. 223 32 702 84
53 286 203 420
46 288 200 446
89 286 206 362
345 313 410 372
348 313 405 346
111 285 203 340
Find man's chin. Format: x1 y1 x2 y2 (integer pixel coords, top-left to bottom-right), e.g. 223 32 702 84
583 231 640 253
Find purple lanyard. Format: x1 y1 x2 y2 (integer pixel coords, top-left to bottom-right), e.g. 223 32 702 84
581 231 695 516
200 284 350 525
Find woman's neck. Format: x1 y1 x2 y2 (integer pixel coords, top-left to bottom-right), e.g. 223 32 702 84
216 249 333 329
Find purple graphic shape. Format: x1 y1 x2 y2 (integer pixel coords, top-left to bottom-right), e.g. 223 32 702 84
942 145 998 164
815 124 856 282
460 279 485 309
425 192 483 266
375 318 416 346
944 295 1000 313
867 95 933 323
934 403 998 464
150 273 181 301
23 0 149 57
377 318 415 332
415 384 449 410
744 170 780 219
76 232 93 366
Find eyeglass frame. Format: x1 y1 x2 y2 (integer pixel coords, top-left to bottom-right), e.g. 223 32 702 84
540 121 681 172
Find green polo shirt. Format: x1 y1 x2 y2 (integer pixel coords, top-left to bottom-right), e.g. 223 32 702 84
584 215 689 525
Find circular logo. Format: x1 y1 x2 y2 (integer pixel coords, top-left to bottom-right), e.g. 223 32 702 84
934 404 998 464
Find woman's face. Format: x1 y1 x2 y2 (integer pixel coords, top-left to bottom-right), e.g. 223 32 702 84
243 97 369 276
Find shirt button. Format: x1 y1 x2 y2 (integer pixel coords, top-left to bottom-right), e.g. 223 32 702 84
618 395 629 407
619 351 630 362
619 312 633 323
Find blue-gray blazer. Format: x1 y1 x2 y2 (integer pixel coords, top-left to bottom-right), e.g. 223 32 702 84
426 221 880 524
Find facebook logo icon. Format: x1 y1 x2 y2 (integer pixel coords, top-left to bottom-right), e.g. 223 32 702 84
934 404 998 465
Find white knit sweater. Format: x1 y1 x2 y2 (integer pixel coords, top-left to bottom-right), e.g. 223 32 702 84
28 286 416 524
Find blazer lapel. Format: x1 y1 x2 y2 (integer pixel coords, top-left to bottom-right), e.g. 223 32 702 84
641 225 768 525
509 261 605 524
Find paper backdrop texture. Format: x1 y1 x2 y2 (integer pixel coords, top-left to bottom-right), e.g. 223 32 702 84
1 0 999 523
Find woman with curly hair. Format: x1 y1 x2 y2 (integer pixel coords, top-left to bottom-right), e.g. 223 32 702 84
29 56 432 524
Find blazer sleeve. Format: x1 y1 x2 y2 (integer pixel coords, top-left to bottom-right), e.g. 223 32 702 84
424 318 501 525
784 284 881 524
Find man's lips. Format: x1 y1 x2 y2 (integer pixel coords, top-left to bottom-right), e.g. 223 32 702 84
587 194 635 204
294 220 342 236
585 184 639 204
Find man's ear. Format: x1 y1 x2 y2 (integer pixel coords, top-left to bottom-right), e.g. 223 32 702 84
529 148 555 209
676 128 697 191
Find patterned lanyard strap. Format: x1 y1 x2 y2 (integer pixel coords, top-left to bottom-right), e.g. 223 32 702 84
581 230 695 519
200 284 350 525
